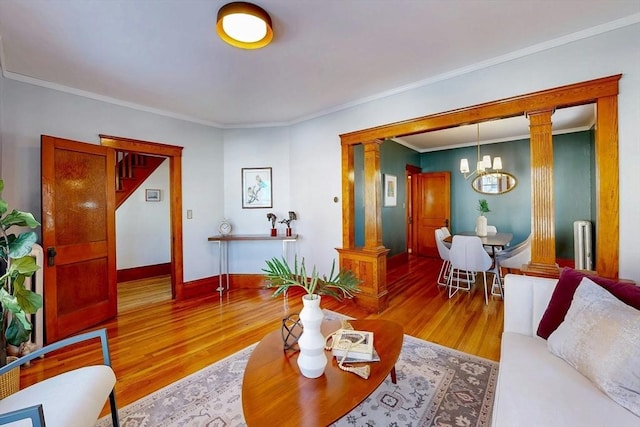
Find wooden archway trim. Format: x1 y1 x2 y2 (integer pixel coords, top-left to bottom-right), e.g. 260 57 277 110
99 134 186 299
341 75 620 144
340 74 621 307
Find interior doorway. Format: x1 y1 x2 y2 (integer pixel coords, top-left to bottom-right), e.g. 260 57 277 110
100 135 185 309
114 153 173 313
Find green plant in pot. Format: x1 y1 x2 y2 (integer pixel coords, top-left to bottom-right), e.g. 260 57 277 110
476 199 491 237
263 256 360 300
263 256 360 378
0 179 43 367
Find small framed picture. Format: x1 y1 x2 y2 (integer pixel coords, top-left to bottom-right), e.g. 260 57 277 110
242 167 272 208
384 174 397 207
145 189 161 202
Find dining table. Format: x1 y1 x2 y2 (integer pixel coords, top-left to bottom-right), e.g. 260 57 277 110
443 231 513 257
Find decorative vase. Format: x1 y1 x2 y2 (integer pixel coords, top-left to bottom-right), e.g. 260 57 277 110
270 228 277 237
297 294 327 378
286 227 292 237
476 215 488 236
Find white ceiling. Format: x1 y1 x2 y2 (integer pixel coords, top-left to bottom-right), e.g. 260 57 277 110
0 1 638 150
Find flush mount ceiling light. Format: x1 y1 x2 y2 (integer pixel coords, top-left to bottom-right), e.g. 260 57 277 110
216 2 273 49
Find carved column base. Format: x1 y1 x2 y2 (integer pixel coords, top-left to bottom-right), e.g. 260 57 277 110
336 247 390 313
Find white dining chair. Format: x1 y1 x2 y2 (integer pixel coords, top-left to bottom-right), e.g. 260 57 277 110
474 225 497 234
492 235 531 296
434 228 451 287
447 235 499 304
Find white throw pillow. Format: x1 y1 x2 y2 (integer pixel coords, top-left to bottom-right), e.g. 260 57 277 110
547 277 640 417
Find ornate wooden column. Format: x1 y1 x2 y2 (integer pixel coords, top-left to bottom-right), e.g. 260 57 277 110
337 139 389 313
594 95 619 278
525 109 560 275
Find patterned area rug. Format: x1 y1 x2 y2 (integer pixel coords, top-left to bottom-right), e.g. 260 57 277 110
97 325 498 427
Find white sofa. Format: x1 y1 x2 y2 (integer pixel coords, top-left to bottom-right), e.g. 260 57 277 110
492 274 639 427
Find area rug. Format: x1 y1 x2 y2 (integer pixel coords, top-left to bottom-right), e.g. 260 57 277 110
97 325 498 427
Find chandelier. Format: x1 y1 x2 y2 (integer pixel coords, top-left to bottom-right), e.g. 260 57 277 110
460 123 502 180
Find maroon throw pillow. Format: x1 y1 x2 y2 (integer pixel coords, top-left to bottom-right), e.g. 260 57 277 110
536 267 640 339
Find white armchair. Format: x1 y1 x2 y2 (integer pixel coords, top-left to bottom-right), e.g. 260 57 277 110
0 328 119 427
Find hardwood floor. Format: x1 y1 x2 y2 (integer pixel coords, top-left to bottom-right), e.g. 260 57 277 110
21 255 504 415
117 275 172 313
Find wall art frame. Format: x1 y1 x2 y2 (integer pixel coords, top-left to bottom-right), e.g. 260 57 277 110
145 188 161 202
242 167 272 208
384 174 397 207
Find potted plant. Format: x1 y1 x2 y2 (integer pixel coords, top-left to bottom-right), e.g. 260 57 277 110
476 199 491 237
263 256 360 378
0 179 43 367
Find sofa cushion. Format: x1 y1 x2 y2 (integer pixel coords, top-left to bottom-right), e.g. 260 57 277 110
493 331 639 427
537 267 640 339
547 278 640 417
0 365 116 427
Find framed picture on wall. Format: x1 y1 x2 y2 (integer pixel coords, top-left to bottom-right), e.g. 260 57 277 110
242 167 272 208
384 174 397 207
145 189 161 202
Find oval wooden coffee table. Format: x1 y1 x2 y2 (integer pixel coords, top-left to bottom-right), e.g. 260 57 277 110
242 319 403 427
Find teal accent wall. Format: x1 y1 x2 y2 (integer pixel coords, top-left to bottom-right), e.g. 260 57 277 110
553 131 595 260
420 130 594 259
354 130 593 261
354 141 421 255
381 140 421 256
421 138 532 247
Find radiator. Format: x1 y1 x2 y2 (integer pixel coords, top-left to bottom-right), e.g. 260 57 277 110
24 243 44 349
573 220 593 271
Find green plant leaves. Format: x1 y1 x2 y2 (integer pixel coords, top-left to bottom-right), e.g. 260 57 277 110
0 179 43 352
477 199 491 214
7 232 38 259
5 312 32 346
1 209 40 230
263 256 360 300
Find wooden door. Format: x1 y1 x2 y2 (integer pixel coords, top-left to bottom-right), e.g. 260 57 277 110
415 172 450 257
41 136 117 343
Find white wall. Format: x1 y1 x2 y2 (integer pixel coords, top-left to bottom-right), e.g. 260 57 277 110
1 23 639 283
0 78 225 282
221 127 292 272
116 160 170 269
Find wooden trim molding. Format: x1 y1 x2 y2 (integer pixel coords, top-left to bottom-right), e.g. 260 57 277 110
340 74 621 282
117 263 172 282
100 135 187 299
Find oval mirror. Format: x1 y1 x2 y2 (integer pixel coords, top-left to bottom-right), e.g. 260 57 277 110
472 172 517 195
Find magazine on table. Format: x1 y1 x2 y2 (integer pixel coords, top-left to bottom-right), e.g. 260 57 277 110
330 329 375 361
337 348 380 363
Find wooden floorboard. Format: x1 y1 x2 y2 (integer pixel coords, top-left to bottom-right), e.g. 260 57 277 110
21 255 504 415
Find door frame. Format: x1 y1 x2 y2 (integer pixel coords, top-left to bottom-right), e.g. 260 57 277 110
99 135 186 299
340 74 621 279
405 164 422 255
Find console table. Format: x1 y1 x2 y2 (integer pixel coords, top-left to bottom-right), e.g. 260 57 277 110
207 234 298 295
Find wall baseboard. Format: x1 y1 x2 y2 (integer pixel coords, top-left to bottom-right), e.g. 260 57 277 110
182 274 267 299
117 263 171 282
